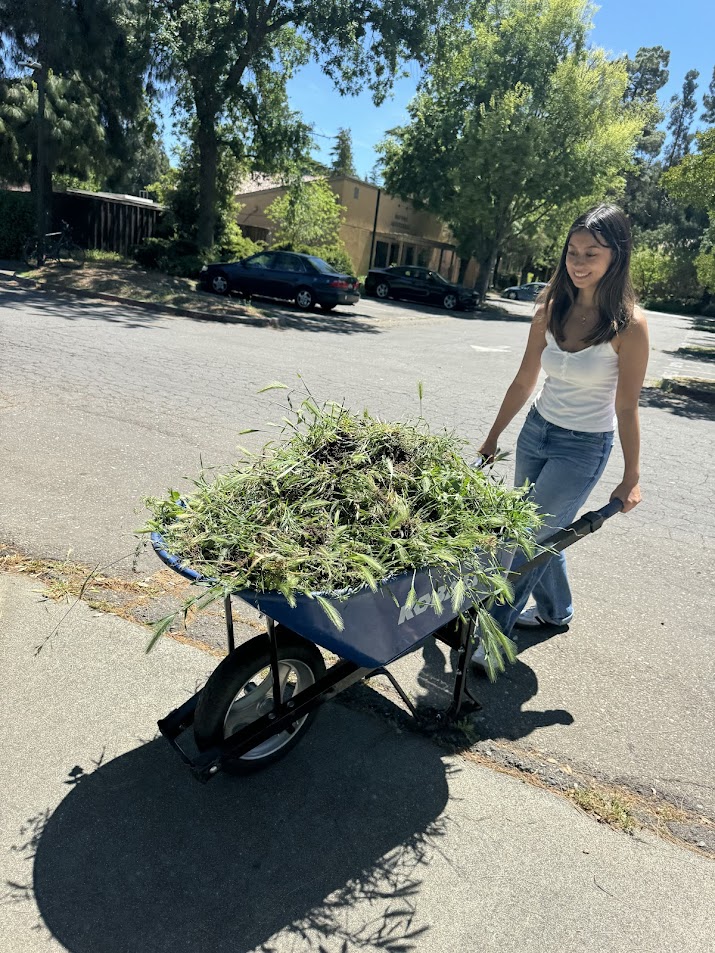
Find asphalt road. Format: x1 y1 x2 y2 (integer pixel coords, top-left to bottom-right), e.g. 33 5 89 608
1 281 713 815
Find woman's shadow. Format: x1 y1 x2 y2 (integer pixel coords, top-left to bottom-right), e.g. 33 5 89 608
414 624 575 741
28 701 451 953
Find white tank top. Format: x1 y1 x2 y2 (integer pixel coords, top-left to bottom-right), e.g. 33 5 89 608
534 330 619 432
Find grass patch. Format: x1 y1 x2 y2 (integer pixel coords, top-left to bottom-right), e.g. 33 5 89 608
676 345 715 362
661 377 715 403
570 787 636 832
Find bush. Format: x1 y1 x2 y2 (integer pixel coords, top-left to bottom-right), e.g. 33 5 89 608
132 237 204 278
215 220 262 261
0 190 35 259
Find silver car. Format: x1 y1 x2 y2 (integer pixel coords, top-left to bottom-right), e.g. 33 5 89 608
501 281 547 301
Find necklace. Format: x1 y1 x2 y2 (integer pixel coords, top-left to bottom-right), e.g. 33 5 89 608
571 304 598 323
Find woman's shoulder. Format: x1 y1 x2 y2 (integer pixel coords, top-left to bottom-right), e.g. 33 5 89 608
614 304 649 354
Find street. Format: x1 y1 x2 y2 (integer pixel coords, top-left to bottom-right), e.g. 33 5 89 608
1 281 714 951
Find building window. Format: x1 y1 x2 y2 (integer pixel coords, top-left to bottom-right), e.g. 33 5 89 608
374 241 388 268
403 245 415 266
389 243 400 266
417 247 430 268
353 187 360 199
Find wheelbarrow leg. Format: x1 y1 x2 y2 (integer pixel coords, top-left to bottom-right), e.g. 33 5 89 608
445 612 482 721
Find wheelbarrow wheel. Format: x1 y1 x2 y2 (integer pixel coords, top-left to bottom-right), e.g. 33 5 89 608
194 626 326 772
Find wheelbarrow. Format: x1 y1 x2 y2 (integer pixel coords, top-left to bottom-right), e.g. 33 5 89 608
152 499 623 782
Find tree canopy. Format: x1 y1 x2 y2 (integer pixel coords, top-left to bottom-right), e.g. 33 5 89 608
379 0 643 294
151 0 449 248
0 0 154 193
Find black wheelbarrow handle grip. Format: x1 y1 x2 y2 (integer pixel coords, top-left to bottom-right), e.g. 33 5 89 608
507 498 623 580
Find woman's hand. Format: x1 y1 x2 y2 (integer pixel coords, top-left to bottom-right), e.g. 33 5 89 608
477 440 498 463
610 481 641 513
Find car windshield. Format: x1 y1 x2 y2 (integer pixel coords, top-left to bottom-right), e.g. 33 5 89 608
306 256 339 275
428 271 449 285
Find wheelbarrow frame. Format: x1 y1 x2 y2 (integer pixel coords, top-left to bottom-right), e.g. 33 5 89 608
154 499 623 782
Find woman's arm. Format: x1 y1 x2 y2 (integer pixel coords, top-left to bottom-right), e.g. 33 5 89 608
611 308 650 512
479 309 547 457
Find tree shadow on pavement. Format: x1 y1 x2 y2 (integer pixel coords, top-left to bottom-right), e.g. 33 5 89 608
27 703 451 953
639 385 715 421
0 282 382 336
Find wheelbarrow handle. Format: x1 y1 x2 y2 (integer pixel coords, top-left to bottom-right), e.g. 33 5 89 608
507 497 623 580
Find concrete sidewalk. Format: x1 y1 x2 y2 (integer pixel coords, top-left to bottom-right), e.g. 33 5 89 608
2 571 713 953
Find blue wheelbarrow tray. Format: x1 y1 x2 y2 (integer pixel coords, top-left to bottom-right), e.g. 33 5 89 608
151 530 514 670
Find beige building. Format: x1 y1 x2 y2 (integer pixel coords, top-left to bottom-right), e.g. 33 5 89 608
235 175 479 284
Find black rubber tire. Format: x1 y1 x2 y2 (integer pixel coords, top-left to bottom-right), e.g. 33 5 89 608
442 292 458 310
295 287 316 310
375 281 390 299
194 626 326 773
59 242 85 265
23 239 41 269
320 303 337 311
210 272 230 295
507 290 518 300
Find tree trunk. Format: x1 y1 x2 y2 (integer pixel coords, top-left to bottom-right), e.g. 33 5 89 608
196 118 219 251
476 244 499 301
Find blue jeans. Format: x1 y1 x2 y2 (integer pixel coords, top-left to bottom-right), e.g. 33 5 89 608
491 406 614 638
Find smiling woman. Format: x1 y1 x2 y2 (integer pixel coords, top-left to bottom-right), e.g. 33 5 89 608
472 203 650 675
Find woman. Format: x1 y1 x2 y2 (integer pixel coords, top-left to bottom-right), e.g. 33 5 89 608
472 204 649 673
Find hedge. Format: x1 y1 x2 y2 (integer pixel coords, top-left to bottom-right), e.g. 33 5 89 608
0 191 35 259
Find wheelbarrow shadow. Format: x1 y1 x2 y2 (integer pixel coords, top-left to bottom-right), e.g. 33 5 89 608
30 702 451 953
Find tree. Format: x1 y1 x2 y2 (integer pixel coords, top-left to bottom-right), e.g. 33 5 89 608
663 129 715 292
619 46 670 240
330 128 356 177
0 0 154 196
379 0 643 297
663 69 699 170
701 65 715 125
265 177 345 248
151 0 447 249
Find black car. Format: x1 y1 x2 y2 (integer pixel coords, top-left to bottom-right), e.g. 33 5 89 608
364 265 479 311
199 251 360 311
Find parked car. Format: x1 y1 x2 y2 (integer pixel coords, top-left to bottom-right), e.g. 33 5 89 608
501 281 548 301
364 265 479 311
199 251 360 311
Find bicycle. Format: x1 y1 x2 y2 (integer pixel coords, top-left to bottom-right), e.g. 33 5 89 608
23 221 86 268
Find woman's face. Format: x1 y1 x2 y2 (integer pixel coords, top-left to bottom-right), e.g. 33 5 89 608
565 229 613 295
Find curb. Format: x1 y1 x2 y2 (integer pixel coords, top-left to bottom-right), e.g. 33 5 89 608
0 270 258 324
661 377 715 405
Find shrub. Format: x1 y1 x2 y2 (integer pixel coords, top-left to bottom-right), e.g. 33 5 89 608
215 220 262 262
0 190 35 259
132 237 204 278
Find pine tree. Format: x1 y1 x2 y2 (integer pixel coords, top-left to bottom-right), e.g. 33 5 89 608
330 128 356 177
664 69 700 169
701 65 715 125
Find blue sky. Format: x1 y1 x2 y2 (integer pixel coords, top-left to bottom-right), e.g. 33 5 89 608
285 0 715 179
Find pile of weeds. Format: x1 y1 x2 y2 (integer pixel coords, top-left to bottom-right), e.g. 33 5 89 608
143 393 542 675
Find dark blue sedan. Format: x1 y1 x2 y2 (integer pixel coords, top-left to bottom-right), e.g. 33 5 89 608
199 251 360 311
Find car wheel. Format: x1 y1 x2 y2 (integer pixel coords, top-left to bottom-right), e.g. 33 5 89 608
295 287 315 311
375 281 390 299
211 273 229 295
442 292 458 310
507 290 518 300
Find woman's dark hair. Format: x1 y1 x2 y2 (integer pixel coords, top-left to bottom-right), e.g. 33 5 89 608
541 204 635 345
